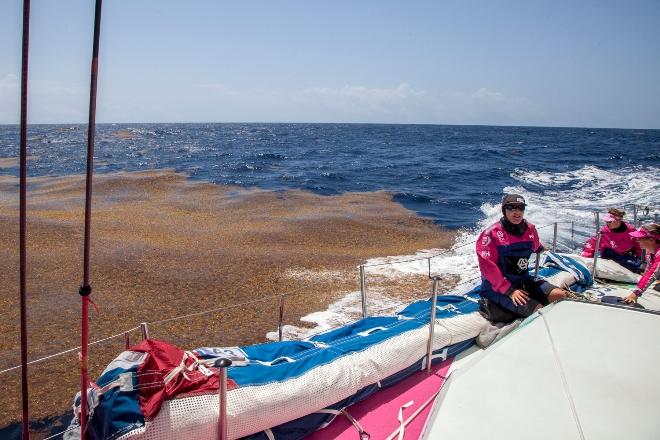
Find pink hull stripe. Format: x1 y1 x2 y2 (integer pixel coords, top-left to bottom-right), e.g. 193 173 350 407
307 358 454 439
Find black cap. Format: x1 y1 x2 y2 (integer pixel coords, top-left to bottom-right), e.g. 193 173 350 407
501 194 526 206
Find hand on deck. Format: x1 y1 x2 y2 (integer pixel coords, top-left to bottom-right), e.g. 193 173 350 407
622 292 639 304
509 289 529 306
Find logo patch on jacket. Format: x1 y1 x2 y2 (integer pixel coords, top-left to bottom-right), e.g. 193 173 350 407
504 256 529 275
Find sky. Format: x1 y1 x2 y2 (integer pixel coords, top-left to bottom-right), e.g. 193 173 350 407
1 0 659 128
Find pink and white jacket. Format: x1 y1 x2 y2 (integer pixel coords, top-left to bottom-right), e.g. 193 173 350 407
634 248 660 296
581 223 641 258
476 220 542 295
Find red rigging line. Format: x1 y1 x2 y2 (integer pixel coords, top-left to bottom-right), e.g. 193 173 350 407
80 0 104 436
19 1 31 438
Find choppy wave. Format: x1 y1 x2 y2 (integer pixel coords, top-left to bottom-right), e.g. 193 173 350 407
2 123 658 228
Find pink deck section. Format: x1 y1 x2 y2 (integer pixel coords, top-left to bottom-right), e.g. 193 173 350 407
307 358 453 440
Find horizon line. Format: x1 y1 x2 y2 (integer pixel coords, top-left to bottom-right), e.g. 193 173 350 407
1 121 659 131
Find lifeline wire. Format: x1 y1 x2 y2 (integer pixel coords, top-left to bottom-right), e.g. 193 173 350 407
364 221 573 268
0 327 141 376
42 425 78 440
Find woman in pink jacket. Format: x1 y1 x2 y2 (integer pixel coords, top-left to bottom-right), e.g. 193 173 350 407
476 194 567 322
623 223 660 304
581 208 642 272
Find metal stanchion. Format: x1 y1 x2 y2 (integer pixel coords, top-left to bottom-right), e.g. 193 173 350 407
595 211 600 234
278 296 285 342
140 322 150 340
215 358 232 440
633 205 638 227
359 265 367 319
552 222 558 252
534 250 542 278
592 232 602 279
425 277 440 374
124 331 130 349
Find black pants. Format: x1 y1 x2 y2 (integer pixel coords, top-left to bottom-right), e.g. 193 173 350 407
479 278 554 323
601 248 643 273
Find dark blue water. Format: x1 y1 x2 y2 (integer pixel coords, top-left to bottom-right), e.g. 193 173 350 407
1 123 658 228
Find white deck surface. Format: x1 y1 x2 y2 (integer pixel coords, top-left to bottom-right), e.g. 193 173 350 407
421 300 660 440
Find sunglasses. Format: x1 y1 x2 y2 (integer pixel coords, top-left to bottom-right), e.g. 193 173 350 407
504 204 525 212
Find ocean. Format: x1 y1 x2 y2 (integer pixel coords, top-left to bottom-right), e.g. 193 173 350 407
1 123 658 229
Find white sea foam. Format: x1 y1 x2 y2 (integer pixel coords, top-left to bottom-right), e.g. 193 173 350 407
507 165 659 246
272 165 659 340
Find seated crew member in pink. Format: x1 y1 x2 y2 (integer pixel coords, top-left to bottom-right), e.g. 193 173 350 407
476 194 567 322
623 223 660 304
581 208 642 272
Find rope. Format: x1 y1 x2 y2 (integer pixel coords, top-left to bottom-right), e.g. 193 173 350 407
385 391 440 440
0 326 140 376
538 308 586 440
316 409 370 439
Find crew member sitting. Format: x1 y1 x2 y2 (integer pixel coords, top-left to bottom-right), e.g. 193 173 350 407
476 194 567 322
581 208 642 273
623 223 660 304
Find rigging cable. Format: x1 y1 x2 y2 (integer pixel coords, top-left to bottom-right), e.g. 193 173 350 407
19 0 32 437
80 0 104 436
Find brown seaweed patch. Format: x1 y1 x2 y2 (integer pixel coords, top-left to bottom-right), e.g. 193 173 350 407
0 169 456 433
0 156 39 169
113 129 136 139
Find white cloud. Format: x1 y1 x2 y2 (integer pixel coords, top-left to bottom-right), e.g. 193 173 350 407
142 82 541 125
0 75 542 125
471 87 506 102
456 87 541 125
296 83 431 122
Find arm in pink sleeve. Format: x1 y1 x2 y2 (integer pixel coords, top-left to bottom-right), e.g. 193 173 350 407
476 230 511 294
635 258 660 295
581 235 597 258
